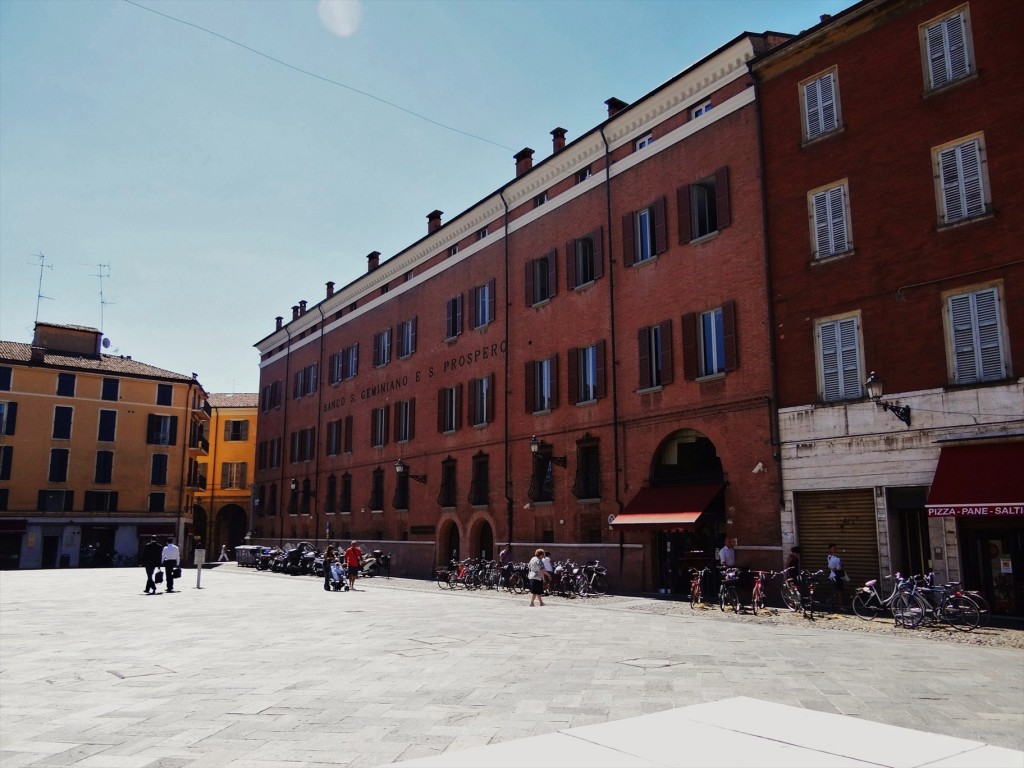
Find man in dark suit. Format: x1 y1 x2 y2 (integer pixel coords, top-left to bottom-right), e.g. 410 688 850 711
140 537 163 594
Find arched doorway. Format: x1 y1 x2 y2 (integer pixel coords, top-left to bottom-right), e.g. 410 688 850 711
215 504 248 558
439 520 461 565
474 520 494 561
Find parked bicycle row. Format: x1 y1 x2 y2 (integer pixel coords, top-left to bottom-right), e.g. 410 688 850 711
435 556 609 598
236 541 391 592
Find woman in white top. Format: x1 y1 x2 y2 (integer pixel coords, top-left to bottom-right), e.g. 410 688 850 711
528 548 546 606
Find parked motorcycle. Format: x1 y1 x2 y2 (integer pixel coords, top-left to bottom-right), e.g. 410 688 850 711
360 549 391 578
255 547 280 571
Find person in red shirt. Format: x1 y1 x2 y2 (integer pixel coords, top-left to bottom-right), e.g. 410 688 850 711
344 541 363 590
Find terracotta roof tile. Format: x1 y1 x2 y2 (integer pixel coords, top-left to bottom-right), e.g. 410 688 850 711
208 393 258 408
0 340 195 382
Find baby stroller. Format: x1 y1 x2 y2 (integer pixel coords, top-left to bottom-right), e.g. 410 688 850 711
329 560 350 591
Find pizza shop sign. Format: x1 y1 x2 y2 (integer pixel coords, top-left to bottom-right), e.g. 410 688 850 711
927 505 1024 517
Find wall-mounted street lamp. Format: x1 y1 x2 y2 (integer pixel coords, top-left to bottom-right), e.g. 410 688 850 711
865 371 911 427
395 458 427 484
530 435 567 467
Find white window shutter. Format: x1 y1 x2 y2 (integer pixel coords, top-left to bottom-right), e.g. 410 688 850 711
819 321 842 400
974 289 1005 380
939 146 965 223
804 78 822 139
818 72 836 133
838 317 862 398
828 185 848 254
813 190 831 257
940 140 984 224
949 293 978 382
959 140 984 218
927 13 969 90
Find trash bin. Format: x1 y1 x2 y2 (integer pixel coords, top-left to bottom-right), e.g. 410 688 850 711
59 554 70 568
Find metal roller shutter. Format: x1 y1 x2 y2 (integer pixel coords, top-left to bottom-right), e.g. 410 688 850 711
794 489 880 590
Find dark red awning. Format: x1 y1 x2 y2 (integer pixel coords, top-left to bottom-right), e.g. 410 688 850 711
926 443 1024 517
611 484 724 529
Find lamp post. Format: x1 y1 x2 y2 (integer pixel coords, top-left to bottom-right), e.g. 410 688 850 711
394 458 428 484
865 371 912 427
529 435 567 467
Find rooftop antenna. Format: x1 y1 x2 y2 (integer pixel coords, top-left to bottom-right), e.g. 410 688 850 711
82 262 113 333
31 252 54 326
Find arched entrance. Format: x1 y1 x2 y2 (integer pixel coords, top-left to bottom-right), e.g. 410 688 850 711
473 520 494 561
215 504 248 558
437 519 460 565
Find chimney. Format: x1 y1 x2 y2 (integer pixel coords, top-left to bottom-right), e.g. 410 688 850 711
820 13 832 22
326 281 335 298
427 210 443 234
30 345 45 362
605 97 628 117
514 147 534 177
551 127 567 154
299 300 307 315
291 305 300 321
276 316 283 331
367 251 380 272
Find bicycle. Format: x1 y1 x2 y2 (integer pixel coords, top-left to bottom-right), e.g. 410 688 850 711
749 570 773 614
851 573 926 627
575 560 609 597
689 566 710 609
780 567 803 612
719 567 740 613
914 574 980 631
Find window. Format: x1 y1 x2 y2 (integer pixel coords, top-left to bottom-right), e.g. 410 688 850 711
267 437 282 469
156 383 173 406
528 444 555 503
678 167 730 243
393 470 409 511
0 489 7 511
290 427 316 463
52 406 73 439
395 399 415 442
526 355 558 414
370 407 389 448
343 415 353 453
373 328 392 367
57 373 76 397
448 244 459 257
639 321 673 389
469 452 489 506
221 461 247 489
682 302 738 379
0 367 10 391
477 227 488 240
380 284 389 296
921 7 973 91
149 492 165 513
445 294 464 340
49 448 69 482
94 450 113 484
816 315 863 401
84 490 118 512
261 380 282 411
326 419 343 456
39 490 73 512
0 401 15 435
533 191 548 208
526 250 557 306
471 279 495 329
0 446 12 480
635 133 654 150
146 414 178 445
575 166 592 184
691 99 713 119
623 198 667 266
330 344 359 383
224 420 249 441
569 341 606 404
469 374 494 427
438 385 462 433
151 454 168 486
97 410 116 441
809 181 852 258
368 467 384 511
339 472 352 513
293 363 318 399
573 438 601 500
801 68 841 141
946 286 1008 383
101 378 119 401
566 228 603 289
934 135 989 225
191 460 208 490
397 317 417 358
437 457 457 507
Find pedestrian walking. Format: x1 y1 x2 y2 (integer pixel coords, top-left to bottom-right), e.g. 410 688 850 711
541 550 554 593
218 544 229 562
827 543 847 611
161 538 181 593
528 548 545 606
323 544 336 591
140 536 163 594
344 540 363 591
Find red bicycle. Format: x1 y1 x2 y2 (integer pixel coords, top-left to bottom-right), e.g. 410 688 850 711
750 570 774 614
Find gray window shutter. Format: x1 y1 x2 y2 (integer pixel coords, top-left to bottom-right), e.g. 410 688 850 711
804 72 836 139
927 12 969 89
939 141 984 224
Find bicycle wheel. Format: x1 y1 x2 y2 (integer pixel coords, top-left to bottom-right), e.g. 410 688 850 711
941 595 980 631
436 570 451 589
508 573 525 595
590 575 608 596
781 581 802 612
576 575 590 597
851 591 879 621
892 592 926 628
727 586 739 613
719 585 728 612
751 584 762 614
967 592 991 626
690 581 700 609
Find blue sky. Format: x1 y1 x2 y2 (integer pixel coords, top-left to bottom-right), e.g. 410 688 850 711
0 0 850 394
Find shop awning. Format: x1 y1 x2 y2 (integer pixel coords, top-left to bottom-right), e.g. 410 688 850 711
137 523 177 536
926 443 1024 517
611 484 724 529
0 519 27 534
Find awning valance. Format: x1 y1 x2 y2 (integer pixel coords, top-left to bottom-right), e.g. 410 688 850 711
611 484 724 529
926 443 1024 517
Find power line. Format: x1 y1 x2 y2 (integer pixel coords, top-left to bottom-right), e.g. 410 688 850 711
122 0 515 152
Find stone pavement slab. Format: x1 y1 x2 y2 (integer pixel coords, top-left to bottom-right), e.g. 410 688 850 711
1 565 1022 767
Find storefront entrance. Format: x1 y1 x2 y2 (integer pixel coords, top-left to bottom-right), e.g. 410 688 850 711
960 521 1023 617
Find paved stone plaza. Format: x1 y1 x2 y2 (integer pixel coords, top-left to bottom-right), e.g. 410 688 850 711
1 565 1022 767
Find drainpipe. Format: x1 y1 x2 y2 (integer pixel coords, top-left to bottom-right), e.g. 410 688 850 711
178 378 196 548
499 188 514 544
599 126 627 576
208 399 219 549
314 304 327 547
279 324 293 546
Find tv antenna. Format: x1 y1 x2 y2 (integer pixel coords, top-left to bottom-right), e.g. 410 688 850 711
83 262 113 333
31 252 54 325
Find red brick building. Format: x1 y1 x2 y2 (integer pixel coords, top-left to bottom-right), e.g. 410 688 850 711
752 0 1024 614
253 32 788 592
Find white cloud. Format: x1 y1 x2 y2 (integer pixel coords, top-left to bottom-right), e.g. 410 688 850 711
318 0 362 38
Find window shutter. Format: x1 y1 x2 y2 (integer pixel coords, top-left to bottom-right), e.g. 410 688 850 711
974 289 1003 380
224 422 231 441
344 415 353 453
147 414 158 444
221 462 231 489
4 402 16 435
383 407 390 446
819 321 841 400
393 403 402 442
547 249 558 298
838 318 862 398
681 313 699 379
660 319 674 384
309 364 317 392
455 294 463 335
373 332 381 366
638 328 651 387
715 167 731 229
568 347 579 405
328 353 337 384
654 196 668 254
828 185 848 254
64 490 74 512
525 361 536 413
446 299 454 338
369 410 377 447
949 293 979 383
240 421 248 441
351 343 359 377
722 300 738 371
469 287 479 328
408 398 416 440
818 72 836 134
592 228 604 279
486 373 495 422
812 189 832 257
928 13 968 89
550 353 559 408
468 378 478 424
487 278 496 323
622 211 636 267
454 383 463 430
525 260 534 307
565 240 578 288
410 316 417 354
944 13 969 82
677 184 692 244
596 340 607 399
805 74 836 139
437 388 446 432
169 416 177 446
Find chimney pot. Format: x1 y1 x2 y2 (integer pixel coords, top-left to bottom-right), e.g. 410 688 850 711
299 300 307 315
820 13 831 22
427 210 443 234
367 251 381 272
514 147 534 177
551 127 567 154
605 97 628 117
276 316 283 330
291 305 299 320
326 281 335 298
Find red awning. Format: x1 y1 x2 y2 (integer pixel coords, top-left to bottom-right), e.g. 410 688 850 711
611 484 724 529
926 443 1024 517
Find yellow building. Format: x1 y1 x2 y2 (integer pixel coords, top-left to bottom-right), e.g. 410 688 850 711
0 322 210 569
192 393 257 559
